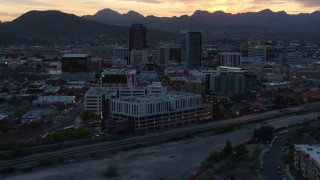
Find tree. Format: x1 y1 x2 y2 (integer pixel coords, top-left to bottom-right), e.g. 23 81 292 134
223 140 233 156
253 126 275 143
9 95 21 106
273 96 287 108
81 111 91 121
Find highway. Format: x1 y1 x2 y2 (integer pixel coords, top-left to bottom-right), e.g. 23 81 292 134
0 104 319 169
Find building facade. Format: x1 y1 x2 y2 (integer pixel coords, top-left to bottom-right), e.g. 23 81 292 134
185 32 202 69
21 111 41 124
218 52 241 67
159 43 181 64
84 86 167 115
248 45 266 62
61 54 91 73
128 24 147 66
101 68 137 88
109 92 205 133
294 144 320 180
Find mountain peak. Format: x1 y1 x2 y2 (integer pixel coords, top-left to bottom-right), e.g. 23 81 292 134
259 9 273 14
192 10 210 16
95 8 120 16
126 10 144 18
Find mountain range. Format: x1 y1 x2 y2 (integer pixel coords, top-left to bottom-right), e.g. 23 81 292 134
83 8 320 32
1 9 320 45
0 10 176 45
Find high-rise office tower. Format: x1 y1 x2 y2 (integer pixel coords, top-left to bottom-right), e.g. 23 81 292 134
128 24 147 67
184 31 202 70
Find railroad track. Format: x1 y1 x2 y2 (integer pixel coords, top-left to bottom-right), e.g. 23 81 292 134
0 106 319 169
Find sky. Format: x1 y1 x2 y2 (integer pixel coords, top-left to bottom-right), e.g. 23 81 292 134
0 0 320 22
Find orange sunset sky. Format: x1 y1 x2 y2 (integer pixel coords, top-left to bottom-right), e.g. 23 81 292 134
0 0 319 22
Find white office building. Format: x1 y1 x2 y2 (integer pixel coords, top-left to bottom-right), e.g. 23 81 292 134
248 45 267 62
110 92 205 132
84 85 167 115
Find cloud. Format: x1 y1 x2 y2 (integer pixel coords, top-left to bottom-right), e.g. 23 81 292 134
0 12 21 17
0 0 52 6
251 0 286 5
293 0 320 7
119 0 164 3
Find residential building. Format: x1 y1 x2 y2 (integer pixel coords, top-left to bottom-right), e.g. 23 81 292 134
294 144 320 180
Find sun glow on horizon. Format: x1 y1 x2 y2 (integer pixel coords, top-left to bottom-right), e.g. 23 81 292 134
0 0 319 22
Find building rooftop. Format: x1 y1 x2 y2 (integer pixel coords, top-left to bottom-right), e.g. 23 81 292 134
21 111 41 119
101 68 137 75
263 81 290 86
62 54 87 58
0 115 8 121
34 96 75 102
295 144 320 165
114 92 201 104
85 87 115 96
218 52 242 55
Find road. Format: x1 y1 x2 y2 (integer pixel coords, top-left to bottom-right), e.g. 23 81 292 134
261 129 292 180
2 111 320 179
2 102 84 142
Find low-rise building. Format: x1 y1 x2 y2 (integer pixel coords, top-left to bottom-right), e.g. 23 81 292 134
101 68 137 88
21 111 41 124
263 81 291 91
0 115 10 132
109 92 205 133
84 85 167 115
294 144 320 180
33 96 76 106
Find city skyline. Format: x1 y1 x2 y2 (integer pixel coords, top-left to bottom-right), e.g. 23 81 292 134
1 0 320 22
